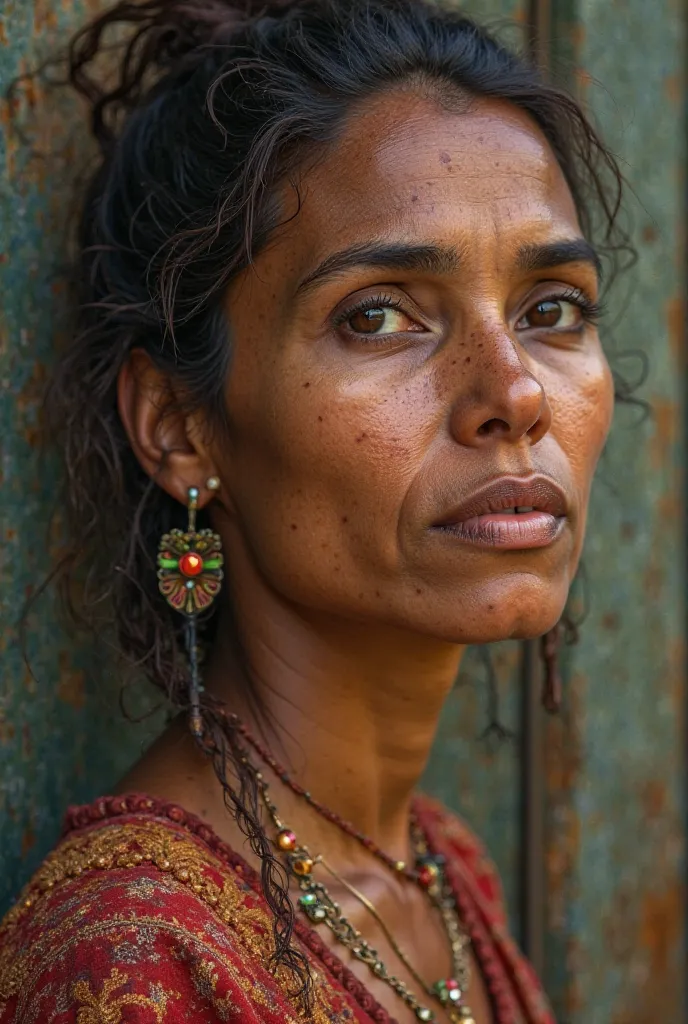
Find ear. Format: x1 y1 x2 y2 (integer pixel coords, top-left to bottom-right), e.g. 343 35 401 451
117 350 221 508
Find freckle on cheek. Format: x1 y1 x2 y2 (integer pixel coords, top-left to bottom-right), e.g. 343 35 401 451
291 524 297 530
341 516 348 524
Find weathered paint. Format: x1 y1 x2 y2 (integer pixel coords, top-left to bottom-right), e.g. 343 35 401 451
542 1 686 1020
0 0 165 913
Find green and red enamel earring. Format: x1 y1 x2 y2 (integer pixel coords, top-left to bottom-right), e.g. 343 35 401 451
157 479 224 737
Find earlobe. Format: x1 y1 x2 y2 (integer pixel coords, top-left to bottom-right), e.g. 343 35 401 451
117 349 219 508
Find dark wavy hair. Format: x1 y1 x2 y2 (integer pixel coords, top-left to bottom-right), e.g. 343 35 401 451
43 0 631 1005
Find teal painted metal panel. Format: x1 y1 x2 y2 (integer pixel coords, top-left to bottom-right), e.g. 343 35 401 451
0 0 165 914
542 2 687 1020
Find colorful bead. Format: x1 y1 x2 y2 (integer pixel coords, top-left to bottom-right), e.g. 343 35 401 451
298 893 326 921
292 857 314 876
415 1008 434 1021
179 552 204 577
418 863 439 888
276 829 297 851
434 979 463 1005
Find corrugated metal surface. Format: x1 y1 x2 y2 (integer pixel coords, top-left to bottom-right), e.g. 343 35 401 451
0 3 685 1021
540 2 687 1020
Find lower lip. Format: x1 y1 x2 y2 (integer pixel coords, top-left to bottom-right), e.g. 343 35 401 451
434 511 565 550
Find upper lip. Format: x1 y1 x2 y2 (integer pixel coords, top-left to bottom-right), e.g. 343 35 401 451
433 475 568 526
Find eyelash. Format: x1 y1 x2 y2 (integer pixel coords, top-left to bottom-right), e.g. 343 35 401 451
332 287 606 336
331 293 408 329
541 286 606 326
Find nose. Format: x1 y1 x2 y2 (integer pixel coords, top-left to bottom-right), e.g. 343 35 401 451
448 329 552 448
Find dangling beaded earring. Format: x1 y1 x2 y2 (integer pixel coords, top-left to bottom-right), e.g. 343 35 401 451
540 622 562 713
157 479 224 738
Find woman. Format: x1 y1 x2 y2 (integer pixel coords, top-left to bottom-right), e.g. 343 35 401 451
0 1 626 1021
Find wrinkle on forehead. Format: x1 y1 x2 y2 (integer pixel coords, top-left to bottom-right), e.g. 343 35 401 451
251 90 583 303
296 90 577 237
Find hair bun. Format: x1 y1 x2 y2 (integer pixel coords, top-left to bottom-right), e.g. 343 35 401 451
127 0 304 55
69 0 307 147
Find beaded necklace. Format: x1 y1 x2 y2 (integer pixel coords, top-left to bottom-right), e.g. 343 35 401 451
226 713 476 1024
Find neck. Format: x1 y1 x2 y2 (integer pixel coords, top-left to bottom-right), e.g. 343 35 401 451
205 578 464 860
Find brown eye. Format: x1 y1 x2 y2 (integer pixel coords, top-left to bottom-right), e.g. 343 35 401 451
349 307 387 333
346 305 424 335
518 299 582 331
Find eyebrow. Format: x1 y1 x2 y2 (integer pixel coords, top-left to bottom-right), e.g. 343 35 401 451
295 242 462 295
516 239 602 281
295 236 602 297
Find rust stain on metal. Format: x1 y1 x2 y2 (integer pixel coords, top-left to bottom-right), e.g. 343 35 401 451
666 294 685 362
648 397 678 469
640 779 668 821
21 827 36 858
600 610 620 631
57 651 86 711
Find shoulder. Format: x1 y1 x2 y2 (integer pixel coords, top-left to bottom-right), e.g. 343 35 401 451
0 798 334 1024
414 793 508 925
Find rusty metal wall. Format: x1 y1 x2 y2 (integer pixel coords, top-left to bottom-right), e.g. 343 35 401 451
1 2 685 1022
540 1 687 1019
0 0 164 905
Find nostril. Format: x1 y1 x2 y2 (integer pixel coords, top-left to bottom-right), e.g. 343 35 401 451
477 417 510 437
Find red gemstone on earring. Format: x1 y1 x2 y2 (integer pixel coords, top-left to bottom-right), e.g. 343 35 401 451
179 552 204 577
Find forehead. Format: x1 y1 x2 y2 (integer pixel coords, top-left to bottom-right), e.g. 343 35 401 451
282 90 581 265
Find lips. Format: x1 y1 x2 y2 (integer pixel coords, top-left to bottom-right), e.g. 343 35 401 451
434 476 567 526
432 475 568 550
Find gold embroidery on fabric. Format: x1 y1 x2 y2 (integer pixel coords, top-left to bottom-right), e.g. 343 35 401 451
187 958 243 1022
1 822 253 943
73 966 178 1023
0 820 352 1024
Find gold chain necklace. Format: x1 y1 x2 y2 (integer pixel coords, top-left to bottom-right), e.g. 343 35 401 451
256 773 476 1024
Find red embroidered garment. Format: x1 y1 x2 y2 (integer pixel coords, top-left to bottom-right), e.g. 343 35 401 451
0 794 554 1023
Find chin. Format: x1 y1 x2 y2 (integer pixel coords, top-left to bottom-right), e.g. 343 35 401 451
419 574 571 646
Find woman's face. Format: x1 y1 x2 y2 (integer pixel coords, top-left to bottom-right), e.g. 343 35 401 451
214 91 614 644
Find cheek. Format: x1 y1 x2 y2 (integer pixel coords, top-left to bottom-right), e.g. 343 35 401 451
226 359 441 582
550 348 614 494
